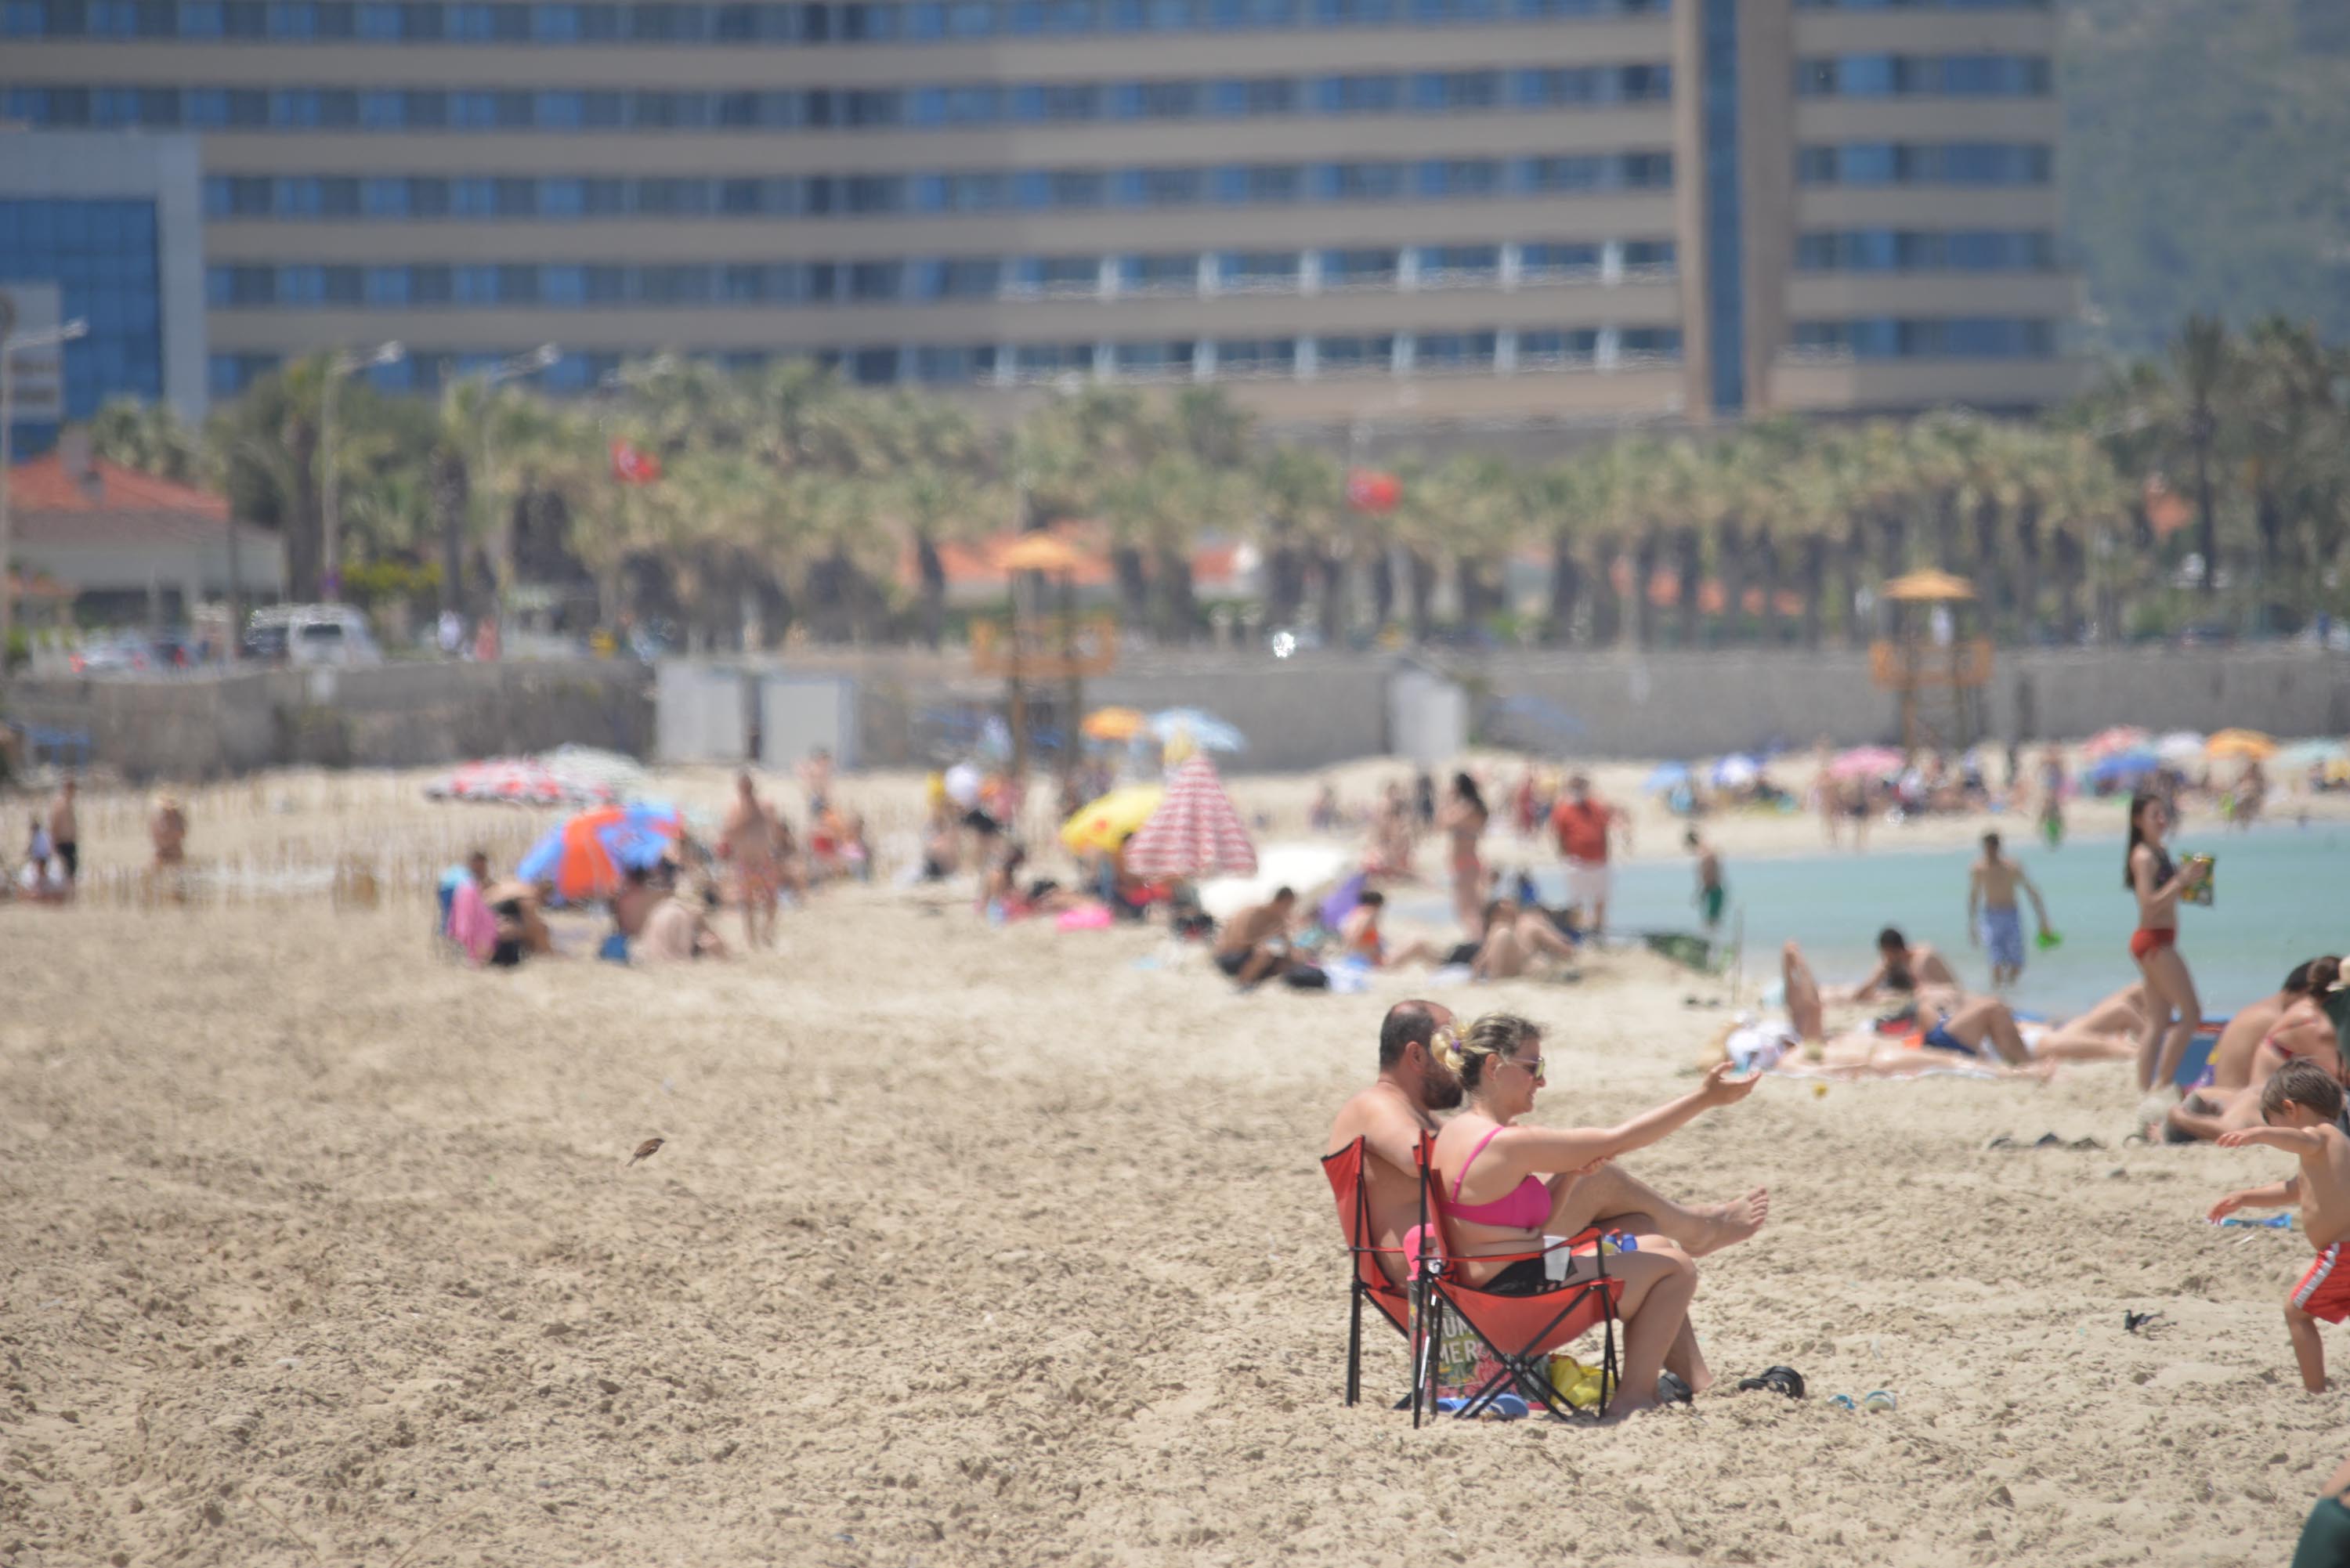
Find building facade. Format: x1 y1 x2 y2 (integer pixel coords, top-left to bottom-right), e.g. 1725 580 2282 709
1 0 2073 431
0 128 209 453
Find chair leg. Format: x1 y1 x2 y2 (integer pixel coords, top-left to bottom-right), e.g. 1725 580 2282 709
1343 1281 1363 1407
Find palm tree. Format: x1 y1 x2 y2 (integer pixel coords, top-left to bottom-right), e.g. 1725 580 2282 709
1255 443 1342 635
89 396 212 486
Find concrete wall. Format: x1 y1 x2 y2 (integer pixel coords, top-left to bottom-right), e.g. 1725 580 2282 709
9 659 653 782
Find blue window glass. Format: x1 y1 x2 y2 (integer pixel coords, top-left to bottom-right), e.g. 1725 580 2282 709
357 0 399 31
902 0 940 32
364 266 409 305
447 0 486 31
1315 334 1392 370
1213 338 1294 374
1517 240 1598 274
1321 247 1397 284
360 90 403 128
454 263 497 304
540 264 586 304
278 265 324 305
534 90 583 128
1415 159 1500 197
451 90 493 128
2 0 43 33
363 177 408 215
532 0 576 33
1315 161 1403 201
452 177 494 215
1417 244 1498 278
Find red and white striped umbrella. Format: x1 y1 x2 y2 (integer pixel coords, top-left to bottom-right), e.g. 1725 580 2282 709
1123 755 1258 880
425 757 616 808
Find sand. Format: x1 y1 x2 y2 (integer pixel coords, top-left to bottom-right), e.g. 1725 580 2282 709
4 761 2345 1567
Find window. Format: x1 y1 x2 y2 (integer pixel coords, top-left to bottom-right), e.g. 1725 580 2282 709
1517 155 1599 192
408 176 450 217
1314 161 1404 201
848 260 902 298
1315 334 1393 371
1213 338 1294 374
1792 316 2050 358
1315 74 1400 113
1119 252 1199 291
1411 70 1501 110
1113 340 1194 375
533 2 578 35
1412 331 1495 367
1217 251 1298 288
404 89 447 128
317 176 360 216
365 266 409 306
363 176 409 215
1210 78 1296 115
584 265 627 302
1209 164 1300 204
1622 238 1675 269
1115 167 1203 206
1417 244 1499 280
1010 82 1099 121
1321 247 1397 285
915 257 1001 298
637 177 712 215
638 264 713 302
217 264 275 305
1517 327 1598 362
321 265 363 305
1018 255 1101 294
1416 159 1501 197
915 345 995 382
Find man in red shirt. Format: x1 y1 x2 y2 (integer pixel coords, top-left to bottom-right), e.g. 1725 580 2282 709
1551 773 1630 935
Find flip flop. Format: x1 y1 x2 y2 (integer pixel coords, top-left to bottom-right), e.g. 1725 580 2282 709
1656 1371 1694 1407
1734 1365 1806 1400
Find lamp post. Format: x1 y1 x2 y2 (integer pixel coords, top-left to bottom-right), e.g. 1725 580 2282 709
318 340 403 603
0 307 89 688
478 343 559 646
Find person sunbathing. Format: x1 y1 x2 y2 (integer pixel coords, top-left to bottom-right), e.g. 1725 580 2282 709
1777 941 2101 1074
1843 927 1963 1012
1336 890 1444 968
1430 1013 1759 1414
981 844 1081 922
1471 894 1580 980
1216 887 1297 987
1324 1001 1772 1287
2167 963 2345 1143
2211 959 2337 1089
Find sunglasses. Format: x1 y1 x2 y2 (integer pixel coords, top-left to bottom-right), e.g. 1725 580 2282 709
1506 1054 1547 1078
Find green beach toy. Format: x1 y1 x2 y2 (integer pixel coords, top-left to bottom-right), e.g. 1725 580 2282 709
2036 929 2063 951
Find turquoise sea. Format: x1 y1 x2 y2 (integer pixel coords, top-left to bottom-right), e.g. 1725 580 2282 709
1513 822 2347 1018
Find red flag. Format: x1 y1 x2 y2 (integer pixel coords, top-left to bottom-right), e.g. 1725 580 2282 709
610 438 662 485
1346 469 1401 513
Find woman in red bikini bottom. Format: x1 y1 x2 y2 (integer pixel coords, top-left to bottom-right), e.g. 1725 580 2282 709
1430 1013 1761 1416
2125 791 2209 1093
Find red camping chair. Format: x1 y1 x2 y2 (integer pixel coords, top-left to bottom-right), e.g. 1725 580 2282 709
1411 1133 1623 1424
1321 1136 1414 1407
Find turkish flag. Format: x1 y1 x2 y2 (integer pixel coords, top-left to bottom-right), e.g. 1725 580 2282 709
1346 469 1401 513
610 438 662 486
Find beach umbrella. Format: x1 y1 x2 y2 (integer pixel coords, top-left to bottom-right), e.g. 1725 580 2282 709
2207 728 2279 761
1123 755 1258 879
1148 707 1246 753
1711 753 1760 789
1642 761 1691 794
425 757 616 807
943 762 983 808
1082 706 1147 742
1828 746 1905 780
1200 844 1351 923
515 802 685 903
2086 749 2161 789
1059 784 1163 854
539 743 649 801
2154 731 2205 764
2081 725 2153 761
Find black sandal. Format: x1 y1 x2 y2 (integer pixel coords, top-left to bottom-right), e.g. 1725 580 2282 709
1734 1365 1806 1400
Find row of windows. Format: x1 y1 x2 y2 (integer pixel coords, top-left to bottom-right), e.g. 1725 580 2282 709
1795 142 2050 186
4 0 1664 42
1790 316 2054 359
1795 53 2050 97
1793 229 2055 273
0 199 167 425
2 66 1670 133
201 154 1676 220
207 323 1683 397
1794 0 2046 9
204 241 1678 308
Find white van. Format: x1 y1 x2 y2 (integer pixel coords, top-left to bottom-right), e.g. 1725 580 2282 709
247 605 384 667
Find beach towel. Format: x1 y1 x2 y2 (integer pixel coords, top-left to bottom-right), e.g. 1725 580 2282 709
446 880 498 966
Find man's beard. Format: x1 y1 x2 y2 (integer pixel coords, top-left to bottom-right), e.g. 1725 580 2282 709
1419 1074 1465 1111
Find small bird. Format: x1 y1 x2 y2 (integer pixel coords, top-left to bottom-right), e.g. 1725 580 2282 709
628 1137 664 1166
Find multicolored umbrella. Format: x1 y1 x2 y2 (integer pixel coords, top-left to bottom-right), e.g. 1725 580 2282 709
1828 746 1905 780
1059 785 1164 854
2207 728 2279 761
2154 731 2207 764
2081 725 2153 761
425 757 617 807
1123 756 1258 880
2086 750 2161 788
515 802 685 903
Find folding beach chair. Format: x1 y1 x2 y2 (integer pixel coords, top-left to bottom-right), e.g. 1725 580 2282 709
1410 1133 1623 1424
1320 1136 1414 1406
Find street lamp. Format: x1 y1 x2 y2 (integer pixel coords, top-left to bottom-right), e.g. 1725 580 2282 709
0 307 90 685
318 339 403 603
478 343 559 646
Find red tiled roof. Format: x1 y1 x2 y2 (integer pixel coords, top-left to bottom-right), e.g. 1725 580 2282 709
9 453 229 519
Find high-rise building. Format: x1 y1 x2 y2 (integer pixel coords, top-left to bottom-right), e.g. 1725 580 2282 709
0 129 208 453
1 0 2073 430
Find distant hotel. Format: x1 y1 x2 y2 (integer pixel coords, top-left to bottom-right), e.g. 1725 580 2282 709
2 0 2076 431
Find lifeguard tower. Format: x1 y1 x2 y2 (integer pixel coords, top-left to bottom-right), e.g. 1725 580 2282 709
968 532 1116 784
1871 569 1991 756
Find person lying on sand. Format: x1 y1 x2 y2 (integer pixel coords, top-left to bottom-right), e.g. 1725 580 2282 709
1325 1002 1771 1288
1777 941 2119 1074
1215 887 1296 988
2167 963 2345 1143
1432 1013 1759 1414
981 844 1081 922
1471 894 1580 981
2211 959 2337 1090
1336 890 1444 968
2207 1060 2350 1392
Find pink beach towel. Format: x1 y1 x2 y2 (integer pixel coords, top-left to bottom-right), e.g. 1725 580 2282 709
447 880 498 965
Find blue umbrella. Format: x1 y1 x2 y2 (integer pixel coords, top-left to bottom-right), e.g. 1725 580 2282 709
516 800 685 902
1150 707 1246 753
2086 749 2160 789
1643 761 1692 794
1711 753 1761 788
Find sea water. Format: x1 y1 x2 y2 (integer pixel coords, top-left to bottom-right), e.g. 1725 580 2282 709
1501 821 2348 1018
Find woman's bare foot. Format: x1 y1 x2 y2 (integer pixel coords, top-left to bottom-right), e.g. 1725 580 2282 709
1686 1188 1770 1257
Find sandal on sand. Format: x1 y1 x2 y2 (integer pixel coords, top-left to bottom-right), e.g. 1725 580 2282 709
1657 1371 1694 1407
1734 1365 1806 1400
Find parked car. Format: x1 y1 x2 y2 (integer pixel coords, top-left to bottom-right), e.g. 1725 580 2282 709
244 605 383 667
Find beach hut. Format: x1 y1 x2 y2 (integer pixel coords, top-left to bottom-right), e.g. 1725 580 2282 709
1871 570 1990 757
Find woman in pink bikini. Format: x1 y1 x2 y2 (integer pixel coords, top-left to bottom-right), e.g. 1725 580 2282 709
1430 1013 1761 1416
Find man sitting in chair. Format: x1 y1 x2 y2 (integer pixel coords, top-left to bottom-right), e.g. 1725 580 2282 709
1324 1000 1773 1288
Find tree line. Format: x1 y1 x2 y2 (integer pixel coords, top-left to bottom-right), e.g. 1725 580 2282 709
84 313 2350 652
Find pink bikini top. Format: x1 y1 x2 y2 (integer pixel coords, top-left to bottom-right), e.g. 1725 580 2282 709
1447 1125 1550 1229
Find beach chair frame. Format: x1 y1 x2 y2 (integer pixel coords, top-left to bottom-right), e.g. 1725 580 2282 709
1320 1136 1414 1407
1409 1133 1622 1425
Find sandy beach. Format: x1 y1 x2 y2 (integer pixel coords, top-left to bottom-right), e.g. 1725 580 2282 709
5 760 2345 1566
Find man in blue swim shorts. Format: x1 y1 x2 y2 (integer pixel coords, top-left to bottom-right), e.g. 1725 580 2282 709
1968 830 2051 989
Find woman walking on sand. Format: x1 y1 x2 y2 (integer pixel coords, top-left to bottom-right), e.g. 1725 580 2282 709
1440 772 1489 935
2126 790 2208 1096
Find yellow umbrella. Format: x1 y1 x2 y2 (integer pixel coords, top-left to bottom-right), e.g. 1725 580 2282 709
2207 728 2279 761
996 533 1087 575
1060 785 1163 854
1082 706 1147 742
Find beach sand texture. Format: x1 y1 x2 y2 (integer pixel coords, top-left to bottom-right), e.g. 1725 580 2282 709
4 765 2343 1566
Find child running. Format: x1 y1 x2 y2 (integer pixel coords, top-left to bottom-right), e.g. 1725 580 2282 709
2207 1060 2350 1393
